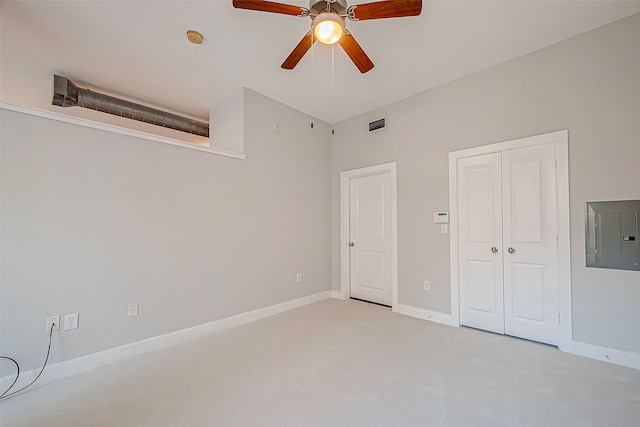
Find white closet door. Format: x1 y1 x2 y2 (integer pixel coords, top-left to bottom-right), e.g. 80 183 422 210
502 144 558 345
458 153 505 334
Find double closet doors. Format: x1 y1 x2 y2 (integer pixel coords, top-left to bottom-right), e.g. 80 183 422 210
457 143 559 346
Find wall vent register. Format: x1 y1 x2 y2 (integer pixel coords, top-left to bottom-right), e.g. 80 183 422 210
368 117 386 132
585 200 640 271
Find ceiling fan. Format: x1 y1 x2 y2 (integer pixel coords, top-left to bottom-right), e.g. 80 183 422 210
232 0 422 73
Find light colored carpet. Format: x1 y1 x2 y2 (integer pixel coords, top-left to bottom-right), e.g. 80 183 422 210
1 298 639 426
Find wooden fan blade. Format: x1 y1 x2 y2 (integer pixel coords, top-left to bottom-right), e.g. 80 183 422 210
281 33 315 70
348 0 422 21
232 0 309 17
338 33 374 73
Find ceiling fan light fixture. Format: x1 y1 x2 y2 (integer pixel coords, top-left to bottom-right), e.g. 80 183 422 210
312 12 344 45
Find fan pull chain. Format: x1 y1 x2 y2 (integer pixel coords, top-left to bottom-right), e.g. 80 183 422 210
310 32 315 127
331 44 335 99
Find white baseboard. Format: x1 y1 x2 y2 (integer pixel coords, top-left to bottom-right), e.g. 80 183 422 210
563 340 640 370
393 303 459 327
331 290 346 300
1 291 332 393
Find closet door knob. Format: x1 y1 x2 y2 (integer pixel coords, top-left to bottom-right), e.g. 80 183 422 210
491 247 498 253
508 247 515 254
349 242 355 247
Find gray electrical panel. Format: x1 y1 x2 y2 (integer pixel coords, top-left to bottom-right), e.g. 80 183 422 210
585 200 640 271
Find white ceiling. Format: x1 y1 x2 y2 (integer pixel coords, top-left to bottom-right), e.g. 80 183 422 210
2 1 640 125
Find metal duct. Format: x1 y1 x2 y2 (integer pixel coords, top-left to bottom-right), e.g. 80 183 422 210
52 75 209 138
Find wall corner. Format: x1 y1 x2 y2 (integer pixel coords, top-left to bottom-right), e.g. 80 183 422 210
209 87 247 155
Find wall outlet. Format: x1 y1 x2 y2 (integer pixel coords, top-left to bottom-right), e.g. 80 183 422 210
46 315 60 332
128 302 139 317
64 313 79 330
424 280 431 291
296 273 302 283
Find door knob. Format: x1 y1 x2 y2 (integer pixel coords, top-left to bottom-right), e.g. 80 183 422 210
508 247 515 254
491 247 498 253
349 242 355 247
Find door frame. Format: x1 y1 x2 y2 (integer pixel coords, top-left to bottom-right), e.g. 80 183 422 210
340 162 398 307
448 130 572 350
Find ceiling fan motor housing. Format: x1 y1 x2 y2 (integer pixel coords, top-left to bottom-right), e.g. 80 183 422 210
309 0 347 16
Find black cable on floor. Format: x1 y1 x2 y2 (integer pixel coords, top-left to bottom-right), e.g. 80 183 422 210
0 323 55 399
0 356 20 397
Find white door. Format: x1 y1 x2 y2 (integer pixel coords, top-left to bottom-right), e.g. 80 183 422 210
458 153 505 334
502 144 558 345
458 144 559 345
349 172 392 306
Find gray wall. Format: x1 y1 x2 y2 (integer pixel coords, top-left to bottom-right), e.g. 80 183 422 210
331 13 640 353
1 89 332 370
